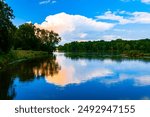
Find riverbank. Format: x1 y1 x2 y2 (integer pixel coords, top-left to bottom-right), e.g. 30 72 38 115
58 50 150 58
0 50 48 69
64 52 150 61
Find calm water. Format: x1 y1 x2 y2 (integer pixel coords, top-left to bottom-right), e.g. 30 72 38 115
0 53 150 100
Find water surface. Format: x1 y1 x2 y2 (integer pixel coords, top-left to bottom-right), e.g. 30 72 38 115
0 53 150 100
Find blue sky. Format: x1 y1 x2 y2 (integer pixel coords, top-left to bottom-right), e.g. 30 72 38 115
6 0 150 44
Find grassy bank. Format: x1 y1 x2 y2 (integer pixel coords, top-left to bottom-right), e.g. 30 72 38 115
0 50 48 69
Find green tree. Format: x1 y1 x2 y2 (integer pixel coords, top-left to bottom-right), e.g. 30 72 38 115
0 0 14 53
36 29 61 53
124 44 131 50
14 23 39 50
15 23 61 52
58 39 150 56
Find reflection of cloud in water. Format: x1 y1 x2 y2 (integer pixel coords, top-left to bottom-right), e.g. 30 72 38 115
135 76 150 86
141 96 150 100
87 69 113 79
45 67 113 87
45 66 78 86
33 53 150 87
78 60 87 66
103 59 116 64
32 57 113 86
101 74 150 87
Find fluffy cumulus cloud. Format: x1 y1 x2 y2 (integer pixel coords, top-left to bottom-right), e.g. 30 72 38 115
35 12 114 44
34 11 150 43
97 11 150 24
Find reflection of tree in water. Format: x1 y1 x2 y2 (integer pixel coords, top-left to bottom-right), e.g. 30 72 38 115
0 54 61 100
0 72 16 100
33 55 61 78
65 53 150 63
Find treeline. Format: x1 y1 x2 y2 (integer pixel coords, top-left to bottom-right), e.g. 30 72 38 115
58 39 150 56
0 0 61 53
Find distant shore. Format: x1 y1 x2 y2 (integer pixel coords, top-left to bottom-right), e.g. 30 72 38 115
0 50 48 70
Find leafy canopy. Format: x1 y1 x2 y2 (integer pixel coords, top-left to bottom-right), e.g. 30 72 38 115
0 0 15 52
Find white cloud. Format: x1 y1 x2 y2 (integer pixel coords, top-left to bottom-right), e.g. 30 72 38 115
35 12 114 44
26 21 32 24
97 11 130 24
39 0 56 5
97 11 150 24
34 11 150 43
35 12 114 34
132 12 150 23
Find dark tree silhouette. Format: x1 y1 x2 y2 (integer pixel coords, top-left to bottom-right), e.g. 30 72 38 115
14 23 61 52
0 0 15 53
35 28 61 52
14 23 39 50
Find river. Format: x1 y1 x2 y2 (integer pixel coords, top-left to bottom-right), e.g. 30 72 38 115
0 52 150 100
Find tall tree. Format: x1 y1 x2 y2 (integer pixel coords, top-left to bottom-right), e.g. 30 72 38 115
14 23 39 50
36 29 61 52
0 0 14 53
15 23 61 52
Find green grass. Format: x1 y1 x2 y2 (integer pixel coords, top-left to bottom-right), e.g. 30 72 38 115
0 50 48 69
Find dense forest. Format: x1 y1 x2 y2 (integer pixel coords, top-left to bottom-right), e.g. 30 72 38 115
0 0 61 54
58 39 150 56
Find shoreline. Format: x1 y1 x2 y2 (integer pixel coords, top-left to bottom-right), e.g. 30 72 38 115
63 52 150 61
0 50 49 70
0 51 149 70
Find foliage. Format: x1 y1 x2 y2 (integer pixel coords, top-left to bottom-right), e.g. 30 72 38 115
0 50 48 69
58 39 150 56
35 28 61 52
0 0 14 52
0 1 61 53
14 23 61 52
14 23 39 50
